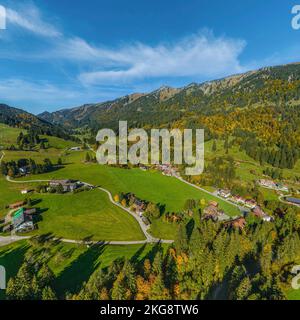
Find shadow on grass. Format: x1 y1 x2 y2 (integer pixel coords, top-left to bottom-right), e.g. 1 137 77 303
0 244 29 300
130 243 147 264
142 242 163 263
186 218 195 240
54 243 106 298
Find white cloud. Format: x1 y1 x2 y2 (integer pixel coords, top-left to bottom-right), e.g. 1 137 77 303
77 32 246 85
0 3 249 110
1 3 247 87
6 4 61 37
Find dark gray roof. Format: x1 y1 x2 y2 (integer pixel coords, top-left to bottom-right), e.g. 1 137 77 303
286 197 300 204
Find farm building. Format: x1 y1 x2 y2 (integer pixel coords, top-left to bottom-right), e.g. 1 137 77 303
251 206 273 222
132 199 147 215
12 208 34 233
218 189 231 198
49 179 78 192
24 208 37 215
285 197 300 205
232 195 246 205
258 179 277 188
202 202 226 222
225 217 246 230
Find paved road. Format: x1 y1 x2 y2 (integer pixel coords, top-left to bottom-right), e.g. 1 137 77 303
6 176 174 243
4 170 174 244
174 176 249 214
0 147 248 247
0 235 30 247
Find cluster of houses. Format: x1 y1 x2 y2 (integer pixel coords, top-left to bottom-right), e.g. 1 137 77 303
202 201 229 222
3 201 37 233
131 198 150 225
202 201 247 229
251 206 273 222
164 212 185 224
131 198 147 216
224 217 247 230
120 193 150 225
48 179 94 193
257 179 289 192
217 189 257 209
285 197 300 206
49 179 79 192
202 198 273 230
155 164 180 177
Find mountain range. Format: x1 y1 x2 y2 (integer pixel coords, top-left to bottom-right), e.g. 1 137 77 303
36 62 300 132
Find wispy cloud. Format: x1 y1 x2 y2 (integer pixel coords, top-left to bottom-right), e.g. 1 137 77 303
0 2 249 110
6 3 61 38
70 32 247 85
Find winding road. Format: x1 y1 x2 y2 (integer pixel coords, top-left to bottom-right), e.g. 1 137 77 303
1 151 173 246
0 146 249 248
174 176 249 214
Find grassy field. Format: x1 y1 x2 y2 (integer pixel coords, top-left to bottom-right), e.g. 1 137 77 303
28 190 145 241
206 138 300 189
287 288 300 300
0 175 145 240
3 135 78 163
40 135 78 150
3 133 291 239
0 153 145 241
16 151 241 238
0 176 37 219
0 240 168 299
0 124 25 148
3 149 65 163
20 151 240 213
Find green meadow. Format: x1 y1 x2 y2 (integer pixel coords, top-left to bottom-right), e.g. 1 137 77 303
0 175 36 219
28 190 145 241
0 175 145 241
205 138 300 189
287 288 300 300
0 124 25 147
15 150 241 238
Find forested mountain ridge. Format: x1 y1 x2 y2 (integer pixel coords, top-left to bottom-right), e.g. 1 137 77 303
38 63 300 131
38 62 300 169
0 104 75 140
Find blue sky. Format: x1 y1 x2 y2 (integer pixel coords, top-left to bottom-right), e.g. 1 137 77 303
0 0 300 114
